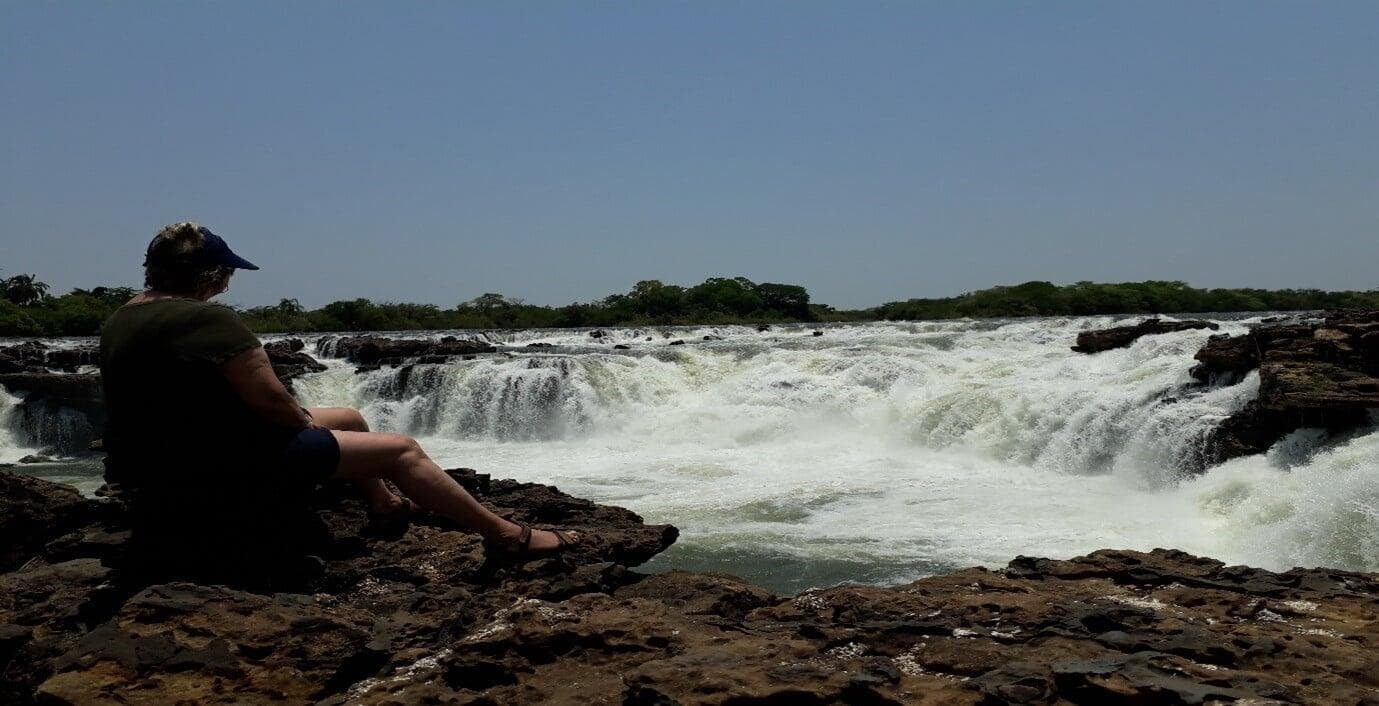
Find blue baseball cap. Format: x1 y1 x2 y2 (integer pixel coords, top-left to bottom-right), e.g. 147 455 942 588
195 226 259 270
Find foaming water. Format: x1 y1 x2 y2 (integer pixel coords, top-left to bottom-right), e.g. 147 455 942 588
7 318 1373 592
292 317 1379 592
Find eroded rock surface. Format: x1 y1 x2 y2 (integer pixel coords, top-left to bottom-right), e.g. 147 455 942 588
1195 310 1379 464
4 469 1377 705
320 335 497 368
265 338 329 390
1072 319 1219 354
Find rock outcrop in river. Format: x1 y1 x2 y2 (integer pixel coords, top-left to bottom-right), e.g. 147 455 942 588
1194 310 1379 464
4 469 1377 705
320 335 496 368
1071 319 1219 354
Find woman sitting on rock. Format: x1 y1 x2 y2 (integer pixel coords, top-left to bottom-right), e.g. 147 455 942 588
99 222 576 554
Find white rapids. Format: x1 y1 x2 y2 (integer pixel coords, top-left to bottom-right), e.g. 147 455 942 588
292 316 1379 592
6 316 1376 593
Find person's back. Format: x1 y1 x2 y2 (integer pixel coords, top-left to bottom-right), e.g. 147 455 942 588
100 298 292 486
104 220 580 566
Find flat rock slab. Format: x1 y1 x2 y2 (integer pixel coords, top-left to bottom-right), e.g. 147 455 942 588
9 471 1379 705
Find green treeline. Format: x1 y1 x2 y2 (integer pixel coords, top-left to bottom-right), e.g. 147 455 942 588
237 277 814 333
871 280 1379 320
1 273 1377 337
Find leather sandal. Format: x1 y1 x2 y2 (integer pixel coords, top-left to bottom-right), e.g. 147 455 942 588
485 523 580 557
365 498 416 535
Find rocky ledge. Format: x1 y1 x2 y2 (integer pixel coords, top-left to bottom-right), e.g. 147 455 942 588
319 335 497 369
4 471 1377 705
1072 311 1379 468
1071 319 1219 354
1192 310 1379 464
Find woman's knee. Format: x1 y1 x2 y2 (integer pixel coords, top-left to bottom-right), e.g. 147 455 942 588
382 433 426 467
309 406 370 432
333 430 423 482
343 408 369 432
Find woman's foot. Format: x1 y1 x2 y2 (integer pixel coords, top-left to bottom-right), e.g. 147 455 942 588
364 495 415 536
368 493 411 518
488 520 580 555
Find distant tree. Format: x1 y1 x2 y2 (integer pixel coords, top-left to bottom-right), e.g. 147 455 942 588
754 282 812 320
277 298 305 316
464 293 509 310
628 280 688 320
1 274 50 306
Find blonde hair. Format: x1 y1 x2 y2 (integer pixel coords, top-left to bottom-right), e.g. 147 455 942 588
143 222 233 296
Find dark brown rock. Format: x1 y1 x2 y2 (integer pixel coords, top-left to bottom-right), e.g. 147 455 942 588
7 471 1379 705
0 472 100 572
1072 319 1219 354
328 335 496 366
1197 311 1379 465
0 373 104 457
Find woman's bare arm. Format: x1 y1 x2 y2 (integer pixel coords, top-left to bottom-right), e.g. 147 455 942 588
219 346 314 429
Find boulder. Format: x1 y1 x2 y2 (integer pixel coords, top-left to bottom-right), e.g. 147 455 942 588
0 472 101 572
265 339 328 388
1072 319 1219 354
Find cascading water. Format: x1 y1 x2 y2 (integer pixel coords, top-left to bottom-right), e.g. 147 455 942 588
294 316 1379 592
0 388 43 463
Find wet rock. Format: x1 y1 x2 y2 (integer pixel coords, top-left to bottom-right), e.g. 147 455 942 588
0 342 99 374
0 341 51 374
813 330 825 336
17 454 53 464
265 339 328 388
1196 310 1379 465
669 339 686 346
1190 332 1258 383
42 348 99 373
0 372 104 456
589 329 607 339
1072 319 1219 354
614 344 631 350
329 335 497 366
703 334 724 341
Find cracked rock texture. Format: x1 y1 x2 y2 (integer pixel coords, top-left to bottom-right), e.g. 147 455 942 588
1193 310 1379 465
3 471 1377 704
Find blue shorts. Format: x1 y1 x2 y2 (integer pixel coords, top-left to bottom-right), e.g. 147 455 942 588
280 427 341 483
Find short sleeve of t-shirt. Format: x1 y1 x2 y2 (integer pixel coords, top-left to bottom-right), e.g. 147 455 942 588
173 303 262 364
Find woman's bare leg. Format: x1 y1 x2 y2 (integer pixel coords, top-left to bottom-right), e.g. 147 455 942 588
330 429 571 551
306 407 402 513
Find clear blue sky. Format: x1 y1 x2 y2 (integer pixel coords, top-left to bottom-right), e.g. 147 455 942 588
2 2 1375 309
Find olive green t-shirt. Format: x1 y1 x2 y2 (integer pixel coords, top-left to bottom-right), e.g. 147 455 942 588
100 298 298 484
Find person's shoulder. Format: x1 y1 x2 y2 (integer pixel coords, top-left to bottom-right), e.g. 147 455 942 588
192 301 249 325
